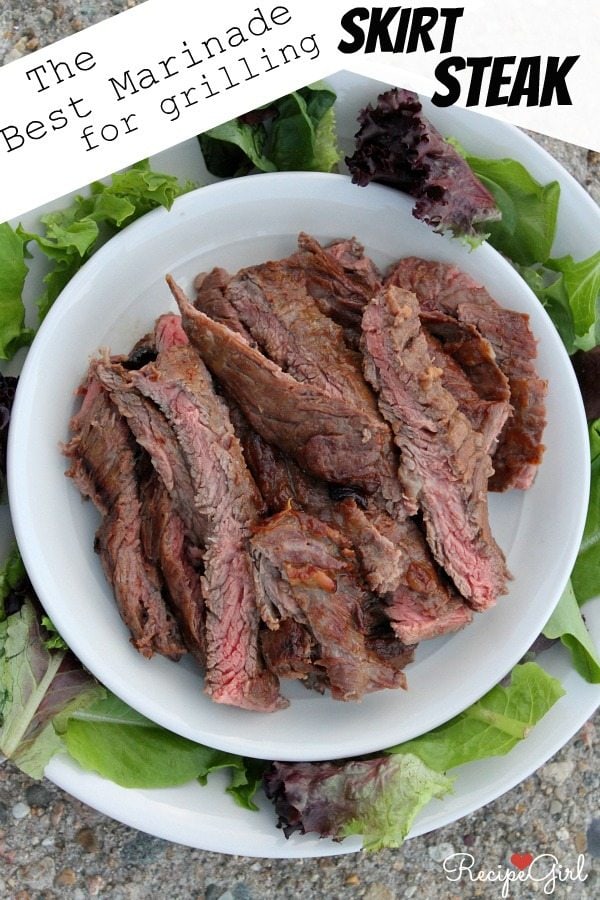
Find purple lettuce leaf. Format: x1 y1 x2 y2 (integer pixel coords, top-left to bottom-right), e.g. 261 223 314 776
346 88 500 238
264 754 452 851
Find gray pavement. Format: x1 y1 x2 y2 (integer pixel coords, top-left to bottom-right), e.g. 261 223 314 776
0 2 598 897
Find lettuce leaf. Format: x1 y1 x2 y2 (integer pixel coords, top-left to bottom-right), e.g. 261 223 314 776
0 543 26 620
0 224 35 359
199 83 339 177
385 663 564 771
571 419 600 603
543 581 600 682
15 160 194 322
546 252 600 351
264 755 452 852
463 154 560 265
341 755 453 850
0 598 103 778
62 692 263 807
518 253 600 354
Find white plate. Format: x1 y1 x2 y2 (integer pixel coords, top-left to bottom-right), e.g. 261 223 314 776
8 169 588 762
4 70 599 856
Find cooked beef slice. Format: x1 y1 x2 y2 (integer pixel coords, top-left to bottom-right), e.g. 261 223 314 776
365 507 473 642
386 257 547 490
385 585 473 644
223 258 377 405
250 508 409 699
361 285 509 610
238 411 405 594
96 337 284 713
359 592 416 670
154 311 190 351
260 618 318 682
420 310 511 404
291 232 382 338
168 276 404 506
194 267 256 343
228 399 332 514
93 361 202 544
319 235 383 294
424 331 510 454
64 371 185 660
139 470 205 665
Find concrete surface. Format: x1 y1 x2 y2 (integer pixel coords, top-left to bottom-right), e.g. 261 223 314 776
0 3 598 898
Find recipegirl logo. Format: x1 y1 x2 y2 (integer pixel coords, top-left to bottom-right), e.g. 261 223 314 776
441 851 588 896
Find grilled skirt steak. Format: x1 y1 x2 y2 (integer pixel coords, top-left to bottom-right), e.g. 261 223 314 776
362 285 509 610
64 235 545 714
64 371 185 660
386 257 547 490
250 508 411 700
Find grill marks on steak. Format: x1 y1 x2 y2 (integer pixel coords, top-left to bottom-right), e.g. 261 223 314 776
386 257 547 490
64 372 185 660
250 508 411 700
362 286 509 610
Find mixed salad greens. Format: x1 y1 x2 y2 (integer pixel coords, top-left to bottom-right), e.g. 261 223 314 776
0 82 599 851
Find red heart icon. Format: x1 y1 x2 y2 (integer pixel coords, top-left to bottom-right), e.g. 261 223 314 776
511 852 534 870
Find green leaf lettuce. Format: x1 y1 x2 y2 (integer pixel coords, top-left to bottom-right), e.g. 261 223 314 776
386 663 565 771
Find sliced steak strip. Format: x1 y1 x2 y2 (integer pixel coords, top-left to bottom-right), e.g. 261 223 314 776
168 276 404 504
194 267 255 343
139 469 206 665
93 360 202 544
250 508 409 700
224 259 376 406
365 508 474 642
385 585 473 644
424 331 510 455
291 232 382 338
386 257 547 490
64 371 185 660
361 285 509 610
420 310 511 404
97 330 284 712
